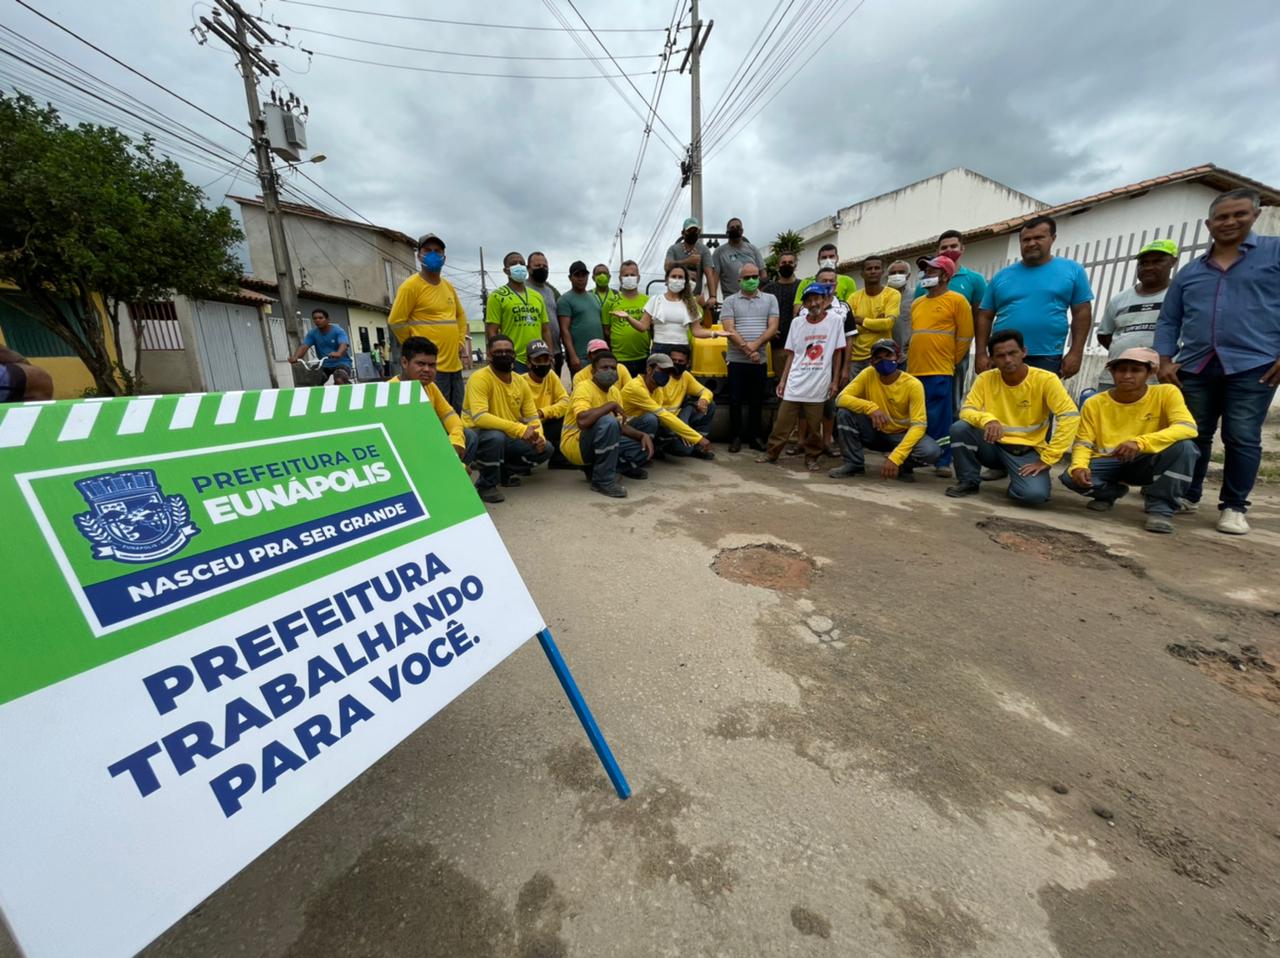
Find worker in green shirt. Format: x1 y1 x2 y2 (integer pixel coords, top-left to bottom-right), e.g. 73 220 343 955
484 251 551 371
602 259 652 377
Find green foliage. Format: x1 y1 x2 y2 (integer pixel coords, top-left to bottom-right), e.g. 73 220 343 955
0 93 244 394
764 229 806 279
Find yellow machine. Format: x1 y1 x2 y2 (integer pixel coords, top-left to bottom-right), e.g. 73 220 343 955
690 324 775 378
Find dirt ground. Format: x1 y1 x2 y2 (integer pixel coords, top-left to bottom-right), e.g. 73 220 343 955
6 429 1280 957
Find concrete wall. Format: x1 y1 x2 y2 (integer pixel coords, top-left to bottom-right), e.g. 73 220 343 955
239 205 416 307
117 299 206 394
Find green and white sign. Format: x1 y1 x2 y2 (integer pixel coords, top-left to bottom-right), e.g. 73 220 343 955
0 382 546 957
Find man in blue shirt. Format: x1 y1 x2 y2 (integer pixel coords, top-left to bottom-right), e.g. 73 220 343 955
290 308 353 384
1155 188 1280 536
975 215 1094 378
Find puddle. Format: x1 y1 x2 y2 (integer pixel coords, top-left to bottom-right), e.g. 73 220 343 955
711 543 816 591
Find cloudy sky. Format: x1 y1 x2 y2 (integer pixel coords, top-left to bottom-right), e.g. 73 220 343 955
4 0 1280 316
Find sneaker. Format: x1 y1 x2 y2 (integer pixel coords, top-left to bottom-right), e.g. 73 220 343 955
945 481 981 498
828 464 865 479
1216 508 1250 535
981 467 1007 482
1175 497 1199 514
1087 499 1115 512
477 486 505 504
591 481 628 499
621 466 648 479
1145 514 1174 534
933 466 953 478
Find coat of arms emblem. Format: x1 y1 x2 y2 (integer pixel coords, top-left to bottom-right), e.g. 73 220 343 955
73 469 200 564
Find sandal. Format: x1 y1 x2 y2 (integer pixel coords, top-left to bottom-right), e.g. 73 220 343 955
805 457 822 472
755 454 777 464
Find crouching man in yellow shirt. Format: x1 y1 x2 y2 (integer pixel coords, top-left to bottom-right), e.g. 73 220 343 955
1060 347 1197 533
621 352 714 459
830 339 940 481
947 329 1080 504
389 336 474 463
561 350 654 498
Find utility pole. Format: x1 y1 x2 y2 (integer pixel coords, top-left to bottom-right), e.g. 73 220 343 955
478 247 488 313
199 0 303 356
679 2 712 226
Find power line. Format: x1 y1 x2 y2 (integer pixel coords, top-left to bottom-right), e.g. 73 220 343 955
307 48 660 79
276 0 675 33
276 23 659 60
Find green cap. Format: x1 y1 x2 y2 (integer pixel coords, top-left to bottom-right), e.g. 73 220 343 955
1136 238 1178 259
682 217 700 230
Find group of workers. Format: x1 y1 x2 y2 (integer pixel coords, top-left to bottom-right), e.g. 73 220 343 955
379 187 1278 534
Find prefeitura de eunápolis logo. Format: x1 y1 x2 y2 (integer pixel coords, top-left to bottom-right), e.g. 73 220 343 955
73 469 200 564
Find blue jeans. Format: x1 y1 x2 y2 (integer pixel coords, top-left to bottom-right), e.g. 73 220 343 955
1026 354 1063 375
952 355 970 416
950 420 1051 504
473 429 552 489
917 374 954 467
579 416 647 485
462 427 478 466
834 408 942 471
435 370 465 413
1179 359 1278 512
1059 441 1197 516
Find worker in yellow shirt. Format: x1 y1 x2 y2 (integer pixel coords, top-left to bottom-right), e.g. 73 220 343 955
947 328 1080 503
387 336 474 463
909 254 974 475
462 334 550 503
388 233 471 411
1060 347 1198 533
830 339 940 481
843 255 901 384
621 352 713 459
520 338 573 468
653 344 716 458
561 350 654 498
572 338 633 391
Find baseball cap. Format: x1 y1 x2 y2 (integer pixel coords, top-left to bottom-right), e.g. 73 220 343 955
916 254 957 279
1136 238 1178 259
568 260 589 275
869 338 898 357
682 217 700 230
587 338 609 354
802 282 828 298
416 232 444 249
646 352 674 369
1106 347 1160 369
526 339 551 359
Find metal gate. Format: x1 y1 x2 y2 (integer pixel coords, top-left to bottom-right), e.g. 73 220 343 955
193 300 273 392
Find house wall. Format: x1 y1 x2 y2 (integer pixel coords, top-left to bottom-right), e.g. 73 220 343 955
117 299 207 394
0 286 121 398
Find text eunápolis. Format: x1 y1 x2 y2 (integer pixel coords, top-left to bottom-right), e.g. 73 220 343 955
106 551 487 817
202 461 393 525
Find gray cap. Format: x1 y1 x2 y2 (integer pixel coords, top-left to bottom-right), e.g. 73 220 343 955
526 339 551 359
417 232 444 249
646 352 674 369
870 338 898 357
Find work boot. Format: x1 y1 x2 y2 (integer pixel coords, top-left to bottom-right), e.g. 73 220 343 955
945 481 981 498
621 465 648 479
828 464 865 479
728 438 742 453
1176 497 1198 514
1145 514 1174 534
500 474 522 487
478 486 505 504
591 481 628 498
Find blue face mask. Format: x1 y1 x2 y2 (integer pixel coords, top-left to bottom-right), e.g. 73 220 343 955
509 264 529 284
873 358 898 375
421 251 445 272
651 369 671 387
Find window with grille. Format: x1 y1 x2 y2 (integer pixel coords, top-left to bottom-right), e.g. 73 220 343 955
129 302 184 351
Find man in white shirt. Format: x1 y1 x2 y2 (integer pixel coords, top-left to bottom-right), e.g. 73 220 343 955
1096 239 1178 388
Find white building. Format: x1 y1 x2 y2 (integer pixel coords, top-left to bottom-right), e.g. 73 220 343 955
783 167 1047 275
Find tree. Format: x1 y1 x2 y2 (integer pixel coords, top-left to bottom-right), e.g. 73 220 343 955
764 229 805 279
0 93 244 395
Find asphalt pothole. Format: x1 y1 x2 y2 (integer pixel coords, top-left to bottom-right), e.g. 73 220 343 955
711 543 816 591
1166 639 1280 714
977 517 1146 574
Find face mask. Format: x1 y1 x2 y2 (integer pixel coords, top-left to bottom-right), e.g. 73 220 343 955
651 369 671 387
491 355 515 372
727 227 743 240
594 274 610 289
530 266 549 283
620 275 639 290
421 251 445 272
740 277 760 293
920 276 940 289
530 363 552 378
819 257 837 269
671 363 688 376
593 368 619 388
886 273 908 288
508 264 528 284
667 278 686 293
779 265 795 278
684 231 699 244
874 358 899 375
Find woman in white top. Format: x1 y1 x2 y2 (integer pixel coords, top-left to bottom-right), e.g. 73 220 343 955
642 265 720 354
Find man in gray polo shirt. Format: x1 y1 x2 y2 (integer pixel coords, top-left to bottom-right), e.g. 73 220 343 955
712 216 766 296
721 261 779 453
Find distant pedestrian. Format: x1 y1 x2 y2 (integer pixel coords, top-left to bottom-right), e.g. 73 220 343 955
1155 188 1280 536
844 255 900 384
712 217 766 296
484 252 551 372
389 232 470 409
720 261 779 452
908 255 973 472
601 259 652 377
557 260 605 376
665 217 718 307
976 215 1093 377
1096 239 1178 388
763 250 802 375
527 251 564 376
289 308 352 385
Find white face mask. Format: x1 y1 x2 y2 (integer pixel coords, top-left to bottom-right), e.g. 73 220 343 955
621 275 639 290
667 278 686 293
886 273 908 288
819 257 837 269
920 276 940 289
